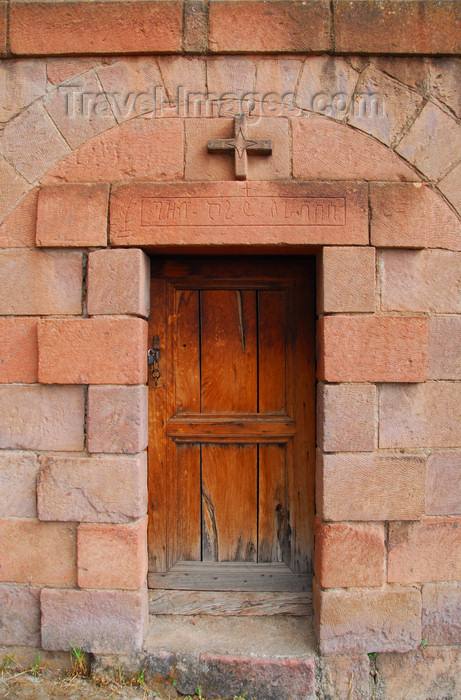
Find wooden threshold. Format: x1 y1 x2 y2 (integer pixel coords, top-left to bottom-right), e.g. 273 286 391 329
148 562 311 592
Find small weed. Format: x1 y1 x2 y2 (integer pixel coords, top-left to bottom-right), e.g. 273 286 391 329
420 637 428 647
69 643 88 677
233 694 248 700
0 654 16 674
368 652 377 659
30 655 45 677
133 669 146 687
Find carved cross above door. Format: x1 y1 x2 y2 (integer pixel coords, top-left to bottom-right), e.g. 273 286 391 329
207 115 273 180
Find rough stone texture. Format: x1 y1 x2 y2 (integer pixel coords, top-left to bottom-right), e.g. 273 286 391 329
0 520 76 586
388 519 461 583
296 55 359 116
317 452 425 522
428 316 461 379
255 57 302 102
208 0 330 52
77 517 148 590
37 453 147 524
36 183 109 248
371 183 461 250
0 317 38 383
10 0 182 54
43 69 117 148
38 317 148 385
380 249 461 313
206 56 255 95
372 56 429 91
348 66 423 147
110 180 368 249
46 57 100 86
0 452 39 518
426 451 461 516
317 315 428 383
0 59 47 122
396 101 461 181
317 246 375 314
41 586 148 654
185 117 290 182
314 581 421 654
291 117 418 181
429 57 461 119
334 0 461 54
317 654 371 700
87 249 150 317
422 582 461 646
0 188 38 247
379 382 461 448
183 0 208 53
157 55 206 102
0 155 29 222
0 385 84 451
376 647 461 700
0 249 82 315
438 161 461 216
41 119 184 184
317 383 376 452
0 584 41 647
96 58 163 124
87 385 148 454
0 102 70 184
314 519 385 588
0 1 6 56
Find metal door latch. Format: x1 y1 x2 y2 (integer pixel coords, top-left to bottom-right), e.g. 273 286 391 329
148 335 161 386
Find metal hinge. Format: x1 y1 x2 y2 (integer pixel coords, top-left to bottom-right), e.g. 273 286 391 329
147 335 161 386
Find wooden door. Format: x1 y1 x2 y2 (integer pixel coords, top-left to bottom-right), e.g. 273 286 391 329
147 257 315 592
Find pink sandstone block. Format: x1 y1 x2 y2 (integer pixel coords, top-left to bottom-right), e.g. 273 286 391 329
77 517 148 590
87 249 150 317
0 385 85 451
426 452 461 516
87 385 148 454
37 453 147 524
0 188 38 247
0 584 41 646
422 582 461 646
41 586 148 654
0 317 38 383
317 246 376 314
428 316 461 379
36 184 109 247
317 383 376 452
0 451 39 518
0 519 76 586
376 648 461 700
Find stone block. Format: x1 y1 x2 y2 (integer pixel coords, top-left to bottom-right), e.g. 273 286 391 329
41 119 183 184
208 0 330 52
41 586 148 654
317 246 375 313
426 451 461 516
428 316 461 379
255 58 302 103
317 654 371 700
380 249 461 313
87 385 148 454
379 382 461 448
396 101 461 181
77 517 148 590
96 58 163 124
38 317 147 385
0 385 84 451
296 55 359 118
422 582 461 646
0 318 38 383
87 249 150 317
183 0 208 53
0 584 40 647
0 249 82 315
317 383 376 452
0 452 38 518
333 0 461 54
37 453 147 524
0 59 47 122
46 57 99 86
376 647 461 700
388 519 461 583
0 102 69 184
314 519 385 588
0 155 29 221
0 188 38 247
0 520 76 585
36 184 109 248
314 580 421 654
291 117 418 181
10 0 182 54
317 452 425 521
0 1 5 56
317 315 428 383
438 161 461 216
157 56 206 102
371 183 461 250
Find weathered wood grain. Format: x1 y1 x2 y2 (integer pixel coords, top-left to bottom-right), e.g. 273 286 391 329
148 589 313 616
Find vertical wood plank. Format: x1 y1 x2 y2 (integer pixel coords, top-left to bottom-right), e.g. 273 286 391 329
175 289 200 413
258 290 287 414
201 290 257 413
258 443 288 563
148 277 168 572
175 443 201 561
201 444 257 562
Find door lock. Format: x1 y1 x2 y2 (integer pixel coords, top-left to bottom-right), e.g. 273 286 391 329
148 335 161 386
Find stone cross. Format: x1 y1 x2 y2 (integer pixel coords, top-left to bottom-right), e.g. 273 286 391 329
207 115 273 180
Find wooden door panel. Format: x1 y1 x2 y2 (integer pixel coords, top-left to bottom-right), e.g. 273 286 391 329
201 444 257 562
174 289 200 413
201 290 258 413
258 443 288 563
258 291 287 414
175 443 201 561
